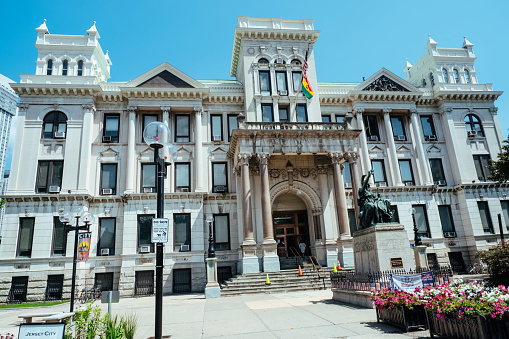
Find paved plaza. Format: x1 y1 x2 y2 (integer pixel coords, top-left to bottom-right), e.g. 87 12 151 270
0 290 431 338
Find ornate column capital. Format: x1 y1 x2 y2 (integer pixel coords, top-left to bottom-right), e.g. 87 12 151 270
489 107 498 115
409 108 417 114
193 106 203 115
17 103 29 112
329 152 345 164
354 108 364 115
127 105 137 113
444 107 453 113
383 107 392 114
160 106 171 113
344 151 359 164
82 103 95 111
257 153 270 165
237 153 252 166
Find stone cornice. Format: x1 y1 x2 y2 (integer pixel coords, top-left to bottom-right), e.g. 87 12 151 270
11 84 100 97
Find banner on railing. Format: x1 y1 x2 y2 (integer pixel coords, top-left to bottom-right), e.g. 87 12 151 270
389 271 434 292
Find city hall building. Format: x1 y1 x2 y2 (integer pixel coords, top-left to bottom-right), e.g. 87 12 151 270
0 17 507 302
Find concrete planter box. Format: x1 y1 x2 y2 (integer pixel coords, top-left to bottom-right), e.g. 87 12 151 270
331 288 373 308
376 305 427 332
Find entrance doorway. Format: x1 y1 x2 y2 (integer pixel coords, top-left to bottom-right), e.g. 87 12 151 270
273 211 310 257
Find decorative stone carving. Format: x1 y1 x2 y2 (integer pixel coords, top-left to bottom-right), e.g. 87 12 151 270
312 207 323 216
51 104 60 110
344 152 359 164
329 152 345 164
249 166 260 176
257 153 270 165
363 75 410 92
82 103 95 111
354 108 365 115
269 169 280 179
383 108 392 114
247 47 255 55
160 106 171 113
259 45 266 54
292 46 299 54
445 107 453 113
193 106 203 115
316 164 329 175
237 153 251 166
127 106 137 112
409 108 417 114
17 103 29 111
489 107 499 115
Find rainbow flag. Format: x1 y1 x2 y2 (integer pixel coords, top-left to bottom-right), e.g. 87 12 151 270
302 74 314 99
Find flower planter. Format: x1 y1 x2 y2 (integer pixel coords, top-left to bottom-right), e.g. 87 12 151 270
376 305 428 332
426 310 509 339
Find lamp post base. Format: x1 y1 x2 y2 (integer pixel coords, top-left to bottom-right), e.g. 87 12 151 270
205 257 221 299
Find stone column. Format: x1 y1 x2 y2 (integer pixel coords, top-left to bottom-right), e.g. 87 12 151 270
77 104 95 193
354 109 371 176
194 106 205 192
10 104 28 191
125 106 136 194
239 153 258 273
258 153 279 272
410 109 432 185
317 164 338 267
346 152 361 226
383 108 403 186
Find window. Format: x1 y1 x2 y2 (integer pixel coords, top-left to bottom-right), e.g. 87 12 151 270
438 205 456 236
342 161 352 186
413 205 430 238
173 268 191 293
279 106 289 122
42 112 67 139
138 215 154 253
141 163 156 193
336 115 345 124
391 116 406 141
103 114 120 142
45 275 64 301
442 69 448 83
259 71 271 95
210 115 223 141
477 201 494 234
47 59 53 75
473 155 491 181
94 273 114 291
175 163 190 192
9 276 29 303
100 164 117 195
52 217 67 256
347 209 357 235
36 160 63 193
429 72 435 86
390 205 399 223
142 114 158 142
291 59 301 65
276 71 288 95
371 160 387 184
464 69 471 84
464 114 484 137
98 218 115 256
363 115 380 141
212 163 228 193
258 58 269 64
174 214 191 251
429 159 446 184
62 60 68 76
261 104 273 122
292 72 301 93
175 115 190 142
420 116 437 140
453 69 460 83
17 218 35 257
77 60 84 76
296 105 307 122
135 270 154 296
227 114 238 142
214 214 230 250
501 201 509 231
321 115 331 123
398 160 414 185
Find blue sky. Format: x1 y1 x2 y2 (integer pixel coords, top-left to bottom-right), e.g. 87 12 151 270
2 0 508 168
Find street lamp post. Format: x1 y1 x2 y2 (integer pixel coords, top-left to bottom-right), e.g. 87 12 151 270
410 208 422 246
59 207 95 312
206 214 215 258
143 121 175 339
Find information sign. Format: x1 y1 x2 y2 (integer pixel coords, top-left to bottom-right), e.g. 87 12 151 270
152 218 169 243
19 324 65 339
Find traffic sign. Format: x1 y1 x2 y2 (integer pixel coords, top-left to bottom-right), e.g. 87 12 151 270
152 218 169 243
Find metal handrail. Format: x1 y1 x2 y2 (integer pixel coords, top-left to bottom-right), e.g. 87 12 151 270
309 256 327 288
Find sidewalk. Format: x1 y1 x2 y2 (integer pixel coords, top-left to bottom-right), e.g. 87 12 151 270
0 290 430 338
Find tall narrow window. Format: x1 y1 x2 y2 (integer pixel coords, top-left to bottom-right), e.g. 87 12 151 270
211 115 223 141
478 201 494 233
438 205 456 236
501 201 509 231
142 115 158 142
227 114 238 142
342 161 352 187
214 214 230 251
473 155 491 181
453 69 460 83
141 163 156 193
420 116 437 140
42 112 67 139
391 116 406 141
261 104 273 122
47 59 53 75
62 60 68 76
442 69 449 83
17 218 35 257
52 217 67 256
363 115 380 141
259 71 271 96
398 160 414 185
371 160 387 184
464 69 471 84
175 163 190 192
175 115 190 142
464 114 484 137
138 215 154 253
77 60 84 76
100 164 117 195
296 105 307 122
276 71 288 95
292 72 301 93
429 72 435 86
98 218 115 256
390 205 399 223
413 205 430 238
174 214 191 251
279 106 289 122
429 159 446 185
212 163 228 193
103 114 120 142
36 161 63 193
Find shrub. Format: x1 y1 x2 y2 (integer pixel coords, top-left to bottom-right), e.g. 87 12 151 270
476 242 509 287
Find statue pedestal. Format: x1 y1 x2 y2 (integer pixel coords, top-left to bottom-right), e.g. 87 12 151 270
353 224 415 273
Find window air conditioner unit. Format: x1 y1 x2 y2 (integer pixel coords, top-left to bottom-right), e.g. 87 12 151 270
369 136 378 142
140 246 150 253
215 185 226 193
54 131 65 139
376 182 387 187
437 180 447 186
426 135 437 141
396 135 406 141
278 90 288 96
180 244 190 252
212 135 222 141
102 188 113 195
444 232 457 238
49 186 61 193
143 187 156 193
101 248 110 256
102 136 112 143
467 130 477 138
344 182 352 188
275 58 284 64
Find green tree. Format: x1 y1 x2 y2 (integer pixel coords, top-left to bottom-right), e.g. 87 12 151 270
488 135 509 182
476 242 509 287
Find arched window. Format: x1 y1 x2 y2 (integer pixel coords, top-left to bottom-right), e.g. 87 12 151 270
62 60 68 76
453 69 459 83
464 114 484 137
258 58 269 65
77 60 84 76
442 69 449 83
464 69 471 84
291 59 301 65
429 72 435 86
47 59 53 75
43 112 67 139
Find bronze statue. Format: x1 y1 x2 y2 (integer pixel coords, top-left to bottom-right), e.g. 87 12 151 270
357 169 393 229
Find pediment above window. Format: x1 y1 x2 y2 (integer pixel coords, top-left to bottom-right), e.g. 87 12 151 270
210 147 228 160
363 75 410 92
99 147 120 160
396 145 412 153
369 145 385 154
122 62 207 90
426 145 442 153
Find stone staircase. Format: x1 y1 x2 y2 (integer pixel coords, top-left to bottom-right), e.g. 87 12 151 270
219 258 334 297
